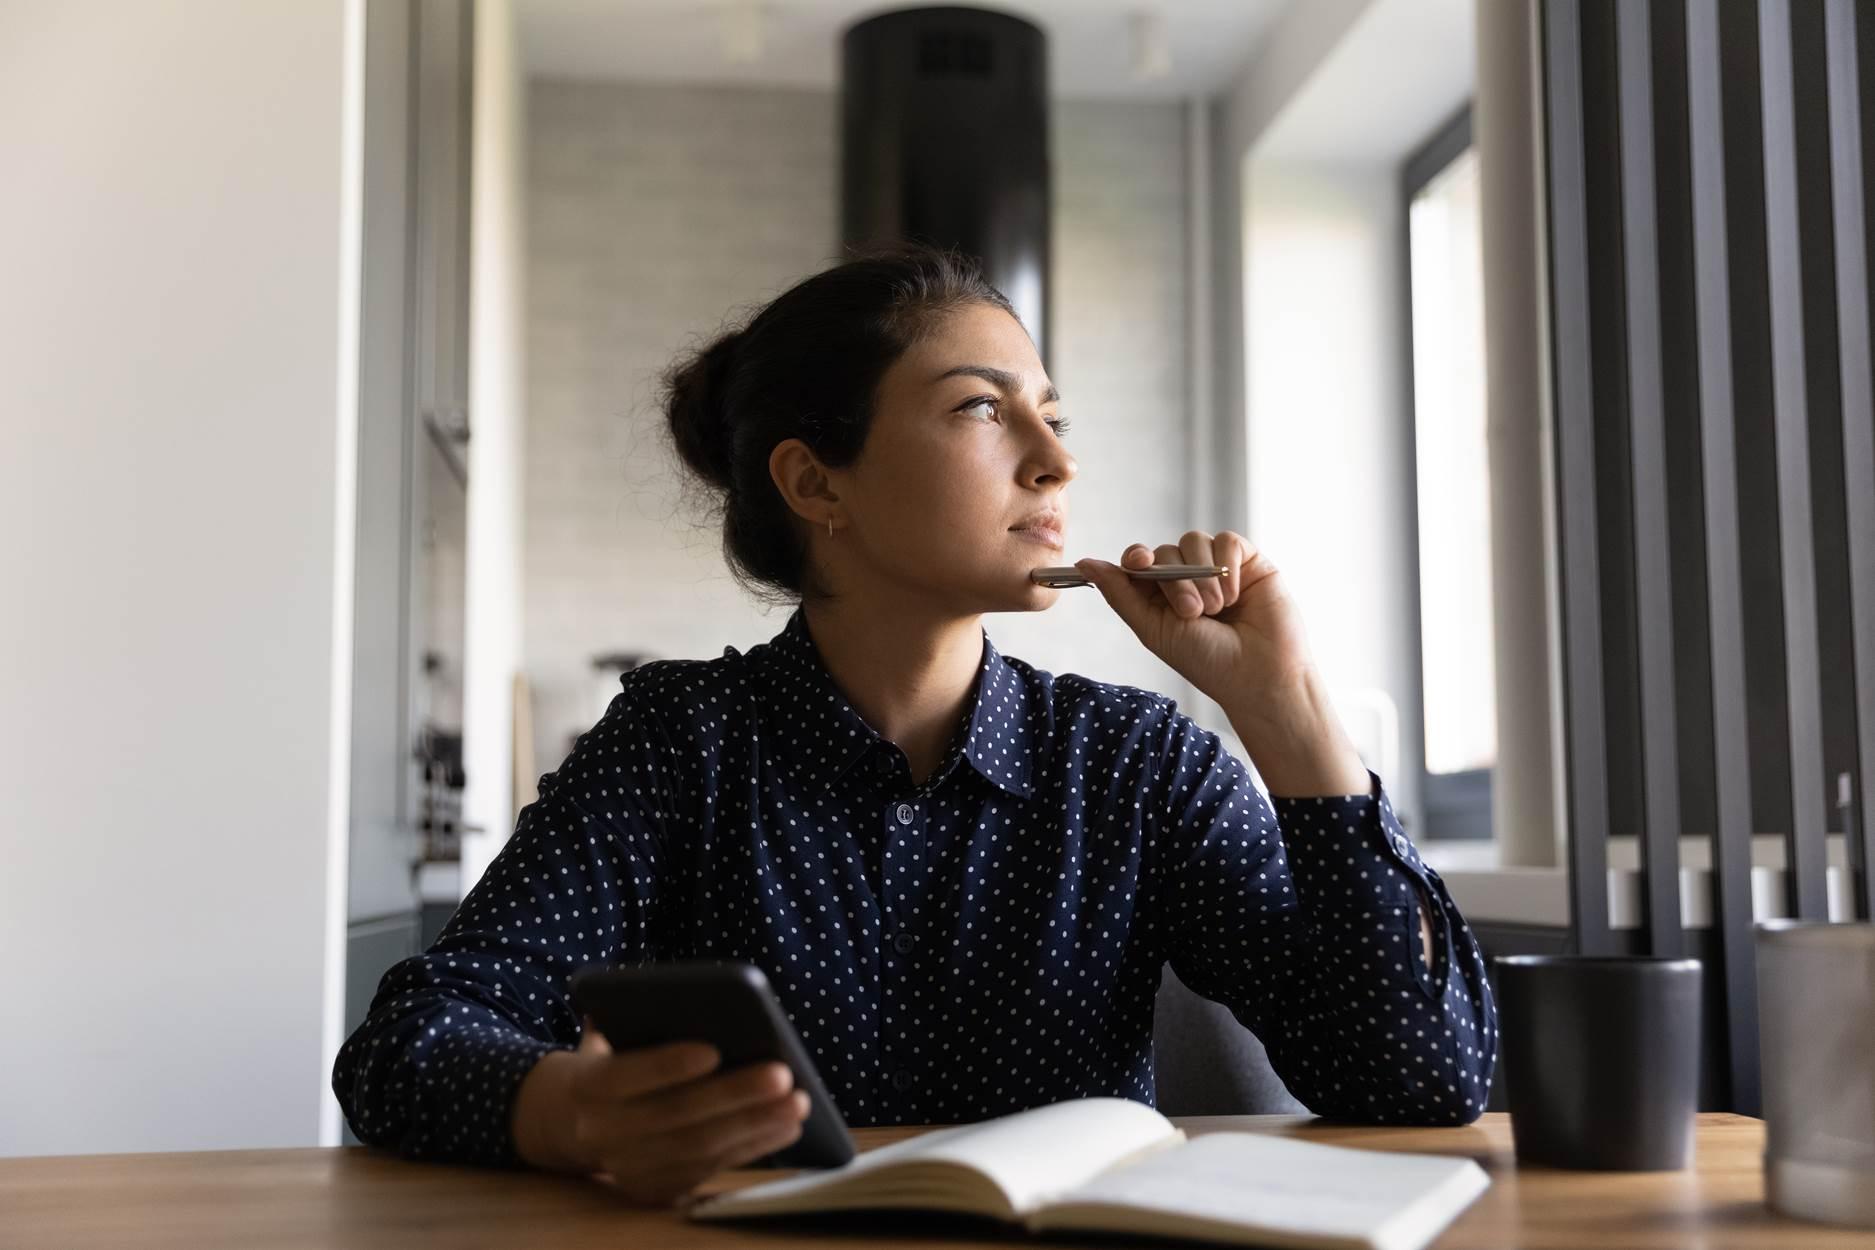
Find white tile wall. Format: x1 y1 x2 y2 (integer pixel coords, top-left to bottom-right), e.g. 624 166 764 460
523 80 1209 773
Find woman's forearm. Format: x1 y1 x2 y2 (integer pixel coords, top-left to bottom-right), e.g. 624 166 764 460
1222 668 1433 965
1221 666 1370 799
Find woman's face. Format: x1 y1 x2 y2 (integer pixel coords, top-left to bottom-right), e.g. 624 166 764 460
820 302 1077 614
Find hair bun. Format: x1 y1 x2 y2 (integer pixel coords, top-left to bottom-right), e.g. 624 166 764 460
663 329 745 493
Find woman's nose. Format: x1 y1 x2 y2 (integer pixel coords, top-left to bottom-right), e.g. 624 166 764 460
1027 437 1076 487
1050 434 1080 483
1015 405 1075 485
1053 448 1078 484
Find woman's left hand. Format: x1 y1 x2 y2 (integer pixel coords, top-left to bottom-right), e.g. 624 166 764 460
1073 531 1312 710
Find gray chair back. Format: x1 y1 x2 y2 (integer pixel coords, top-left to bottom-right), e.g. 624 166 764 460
1152 962 1308 1116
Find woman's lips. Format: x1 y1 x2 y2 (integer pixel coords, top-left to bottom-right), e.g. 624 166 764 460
1011 525 1065 551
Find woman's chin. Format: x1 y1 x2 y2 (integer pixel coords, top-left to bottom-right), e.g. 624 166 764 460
962 552 1068 609
1012 574 1066 609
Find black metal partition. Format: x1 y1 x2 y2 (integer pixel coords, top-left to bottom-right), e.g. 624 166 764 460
1682 0 1765 1121
1538 0 1875 1114
1825 0 1875 932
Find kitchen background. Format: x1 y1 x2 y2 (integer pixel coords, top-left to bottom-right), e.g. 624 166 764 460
8 0 1869 1157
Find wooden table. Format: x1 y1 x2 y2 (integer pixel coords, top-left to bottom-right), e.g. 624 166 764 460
3 1113 1867 1249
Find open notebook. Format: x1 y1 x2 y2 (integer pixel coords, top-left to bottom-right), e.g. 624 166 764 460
690 1098 1490 1250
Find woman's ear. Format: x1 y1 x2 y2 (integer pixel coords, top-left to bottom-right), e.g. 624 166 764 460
768 438 841 529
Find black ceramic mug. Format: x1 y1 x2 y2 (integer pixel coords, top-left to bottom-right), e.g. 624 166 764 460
1495 955 1702 1170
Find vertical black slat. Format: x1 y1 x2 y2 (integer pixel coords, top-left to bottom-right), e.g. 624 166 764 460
1709 0 1799 852
1581 0 1647 893
1792 0 1860 891
1827 0 1875 918
1685 0 1763 1114
1759 0 1833 920
1650 0 1721 900
1616 0 1686 958
1543 0 1615 954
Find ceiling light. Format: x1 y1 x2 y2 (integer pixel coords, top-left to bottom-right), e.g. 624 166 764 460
1129 10 1170 82
719 0 765 64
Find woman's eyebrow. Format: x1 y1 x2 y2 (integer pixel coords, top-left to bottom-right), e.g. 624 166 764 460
934 364 1061 405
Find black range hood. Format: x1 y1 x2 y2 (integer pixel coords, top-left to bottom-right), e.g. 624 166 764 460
841 6 1051 365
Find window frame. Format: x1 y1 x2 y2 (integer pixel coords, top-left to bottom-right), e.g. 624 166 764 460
1401 102 1495 842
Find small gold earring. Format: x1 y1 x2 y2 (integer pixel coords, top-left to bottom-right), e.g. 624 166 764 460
827 517 834 539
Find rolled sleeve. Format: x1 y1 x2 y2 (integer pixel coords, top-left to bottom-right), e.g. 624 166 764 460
1147 707 1497 1125
1273 775 1497 1121
330 685 681 1166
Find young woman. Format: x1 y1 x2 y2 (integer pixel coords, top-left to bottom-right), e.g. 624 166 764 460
333 245 1496 1206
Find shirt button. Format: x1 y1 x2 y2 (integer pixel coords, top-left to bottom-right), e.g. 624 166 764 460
1393 832 1410 858
893 932 916 954
891 1070 915 1092
896 803 914 825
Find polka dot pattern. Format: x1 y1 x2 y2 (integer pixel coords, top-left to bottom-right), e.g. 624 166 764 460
332 606 1498 1166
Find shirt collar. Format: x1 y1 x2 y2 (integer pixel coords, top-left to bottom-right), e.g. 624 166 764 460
756 606 1035 798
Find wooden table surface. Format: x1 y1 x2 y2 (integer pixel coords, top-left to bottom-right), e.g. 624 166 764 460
3 1113 1867 1249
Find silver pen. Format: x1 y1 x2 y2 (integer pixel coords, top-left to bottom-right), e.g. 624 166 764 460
1028 564 1229 589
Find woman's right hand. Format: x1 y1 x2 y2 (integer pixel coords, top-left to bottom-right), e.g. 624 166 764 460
511 1016 811 1207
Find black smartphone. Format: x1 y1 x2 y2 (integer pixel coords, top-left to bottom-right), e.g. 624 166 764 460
567 960 857 1170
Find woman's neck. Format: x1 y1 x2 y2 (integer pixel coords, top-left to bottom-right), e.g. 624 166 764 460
799 598 985 785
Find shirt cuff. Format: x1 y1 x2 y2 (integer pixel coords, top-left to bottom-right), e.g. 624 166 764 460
416 1021 566 1168
1270 768 1434 921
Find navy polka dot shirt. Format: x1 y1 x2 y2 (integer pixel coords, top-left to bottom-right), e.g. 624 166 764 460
333 606 1497 1166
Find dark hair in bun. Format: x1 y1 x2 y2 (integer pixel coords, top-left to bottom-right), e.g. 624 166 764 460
661 243 1018 604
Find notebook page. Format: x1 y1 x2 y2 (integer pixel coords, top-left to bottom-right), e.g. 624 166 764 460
1034 1132 1490 1250
899 1097 1184 1215
689 1122 979 1216
690 1098 1181 1221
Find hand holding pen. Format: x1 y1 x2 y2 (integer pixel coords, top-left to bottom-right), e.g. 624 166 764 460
1028 533 1309 719
1028 532 1368 797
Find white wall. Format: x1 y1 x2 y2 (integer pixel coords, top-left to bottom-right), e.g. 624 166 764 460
1243 163 1424 826
1476 0 1563 867
1209 0 1491 836
1206 0 1373 536
0 0 361 1154
460 0 529 893
520 82 1208 775
522 82 831 772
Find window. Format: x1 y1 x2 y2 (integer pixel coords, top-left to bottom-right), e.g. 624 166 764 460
1404 106 1495 839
